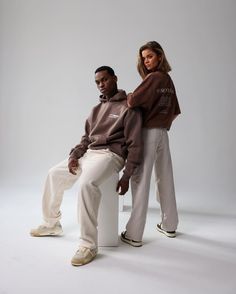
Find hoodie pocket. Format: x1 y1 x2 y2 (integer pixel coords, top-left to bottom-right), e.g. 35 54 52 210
90 135 107 145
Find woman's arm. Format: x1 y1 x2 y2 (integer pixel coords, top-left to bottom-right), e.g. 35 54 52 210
127 72 163 108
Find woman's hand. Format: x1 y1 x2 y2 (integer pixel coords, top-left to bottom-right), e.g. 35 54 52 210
127 93 133 108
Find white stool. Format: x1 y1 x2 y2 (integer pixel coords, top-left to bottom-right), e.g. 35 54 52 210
98 173 120 246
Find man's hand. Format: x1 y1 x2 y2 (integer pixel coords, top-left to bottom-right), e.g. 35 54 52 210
116 176 129 195
68 157 79 175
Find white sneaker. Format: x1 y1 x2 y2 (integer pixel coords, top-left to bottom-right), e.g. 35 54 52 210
71 247 97 266
30 222 63 237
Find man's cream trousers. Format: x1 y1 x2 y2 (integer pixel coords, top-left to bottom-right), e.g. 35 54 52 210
125 128 178 241
42 149 124 249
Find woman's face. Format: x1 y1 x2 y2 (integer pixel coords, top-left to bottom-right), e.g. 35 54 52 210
141 49 161 71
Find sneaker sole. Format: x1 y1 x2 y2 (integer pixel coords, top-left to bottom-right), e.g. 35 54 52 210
120 235 142 247
156 226 176 238
30 230 63 237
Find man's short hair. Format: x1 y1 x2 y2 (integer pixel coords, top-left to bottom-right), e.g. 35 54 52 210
95 66 115 76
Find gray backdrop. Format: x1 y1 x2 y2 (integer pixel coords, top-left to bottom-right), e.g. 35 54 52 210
1 0 235 213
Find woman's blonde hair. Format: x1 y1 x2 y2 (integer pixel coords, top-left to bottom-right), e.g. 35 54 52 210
137 41 172 79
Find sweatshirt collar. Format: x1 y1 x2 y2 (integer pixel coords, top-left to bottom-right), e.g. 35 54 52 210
99 90 127 103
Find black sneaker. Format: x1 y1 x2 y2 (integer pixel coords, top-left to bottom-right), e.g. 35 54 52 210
120 231 142 247
157 223 176 238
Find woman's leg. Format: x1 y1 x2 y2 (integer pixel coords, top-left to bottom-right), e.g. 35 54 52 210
125 129 158 241
154 130 178 231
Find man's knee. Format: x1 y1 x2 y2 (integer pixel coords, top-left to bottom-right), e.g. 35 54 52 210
79 177 94 191
48 165 62 179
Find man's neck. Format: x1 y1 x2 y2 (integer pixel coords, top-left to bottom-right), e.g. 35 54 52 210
105 88 118 99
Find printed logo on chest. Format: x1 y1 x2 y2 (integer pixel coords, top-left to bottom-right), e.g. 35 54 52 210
108 114 119 119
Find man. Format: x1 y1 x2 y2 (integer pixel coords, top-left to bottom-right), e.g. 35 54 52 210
30 66 142 266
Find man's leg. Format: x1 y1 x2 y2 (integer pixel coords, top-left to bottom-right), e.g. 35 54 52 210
154 130 178 234
71 149 124 266
30 159 80 236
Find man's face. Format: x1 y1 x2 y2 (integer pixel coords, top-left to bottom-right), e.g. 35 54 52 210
95 70 117 97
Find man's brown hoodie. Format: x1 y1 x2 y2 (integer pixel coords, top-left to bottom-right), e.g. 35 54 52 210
69 90 142 179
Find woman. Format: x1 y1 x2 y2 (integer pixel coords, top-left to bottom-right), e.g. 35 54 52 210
121 41 181 247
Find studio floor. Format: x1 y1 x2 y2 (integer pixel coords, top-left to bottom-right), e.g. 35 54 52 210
0 187 236 294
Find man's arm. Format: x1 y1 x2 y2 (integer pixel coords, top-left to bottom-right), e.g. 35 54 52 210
68 118 91 174
116 108 143 195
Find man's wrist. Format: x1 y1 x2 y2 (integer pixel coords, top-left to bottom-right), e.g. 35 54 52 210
122 174 130 181
69 156 78 161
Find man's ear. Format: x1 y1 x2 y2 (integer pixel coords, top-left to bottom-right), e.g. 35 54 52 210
113 75 118 83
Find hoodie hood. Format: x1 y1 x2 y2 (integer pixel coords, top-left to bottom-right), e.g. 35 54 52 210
99 89 127 103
